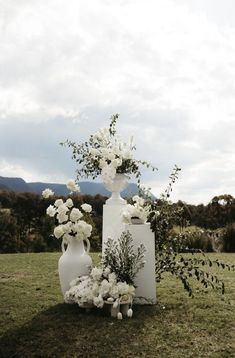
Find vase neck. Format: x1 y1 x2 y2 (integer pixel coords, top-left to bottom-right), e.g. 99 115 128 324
67 238 85 253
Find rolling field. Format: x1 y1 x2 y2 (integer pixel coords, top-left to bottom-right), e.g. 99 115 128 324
0 252 234 358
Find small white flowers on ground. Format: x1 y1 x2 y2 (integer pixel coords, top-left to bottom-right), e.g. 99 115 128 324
66 179 80 193
91 267 103 281
64 265 135 319
42 188 54 198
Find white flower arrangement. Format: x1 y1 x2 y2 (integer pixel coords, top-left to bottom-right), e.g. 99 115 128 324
64 266 135 318
42 180 93 244
64 231 146 319
62 114 157 186
121 195 150 224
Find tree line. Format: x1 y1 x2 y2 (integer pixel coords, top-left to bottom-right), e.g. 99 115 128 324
0 190 235 253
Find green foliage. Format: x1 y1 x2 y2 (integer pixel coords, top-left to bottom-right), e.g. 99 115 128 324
172 226 214 252
61 114 157 184
221 223 235 252
0 210 21 253
147 166 235 297
102 231 146 285
0 190 105 253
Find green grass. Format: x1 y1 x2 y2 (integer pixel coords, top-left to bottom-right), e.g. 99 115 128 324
0 253 235 358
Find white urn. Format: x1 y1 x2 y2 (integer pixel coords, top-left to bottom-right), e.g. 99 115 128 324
58 237 92 297
103 173 128 205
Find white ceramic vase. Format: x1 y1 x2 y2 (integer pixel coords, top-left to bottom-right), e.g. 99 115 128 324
103 173 128 205
58 237 92 297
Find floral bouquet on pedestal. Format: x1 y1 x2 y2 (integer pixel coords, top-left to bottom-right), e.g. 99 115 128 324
61 114 157 186
64 231 146 319
121 194 151 224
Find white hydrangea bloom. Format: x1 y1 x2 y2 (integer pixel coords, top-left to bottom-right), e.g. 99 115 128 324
65 198 73 208
81 203 92 213
42 188 54 198
57 203 69 214
132 195 145 206
99 279 111 296
57 212 68 223
89 148 100 158
101 164 116 185
117 282 130 296
54 225 64 239
54 199 64 207
91 267 103 281
111 158 122 169
70 208 83 222
108 272 117 284
103 267 111 277
66 179 80 193
93 295 104 308
46 205 56 217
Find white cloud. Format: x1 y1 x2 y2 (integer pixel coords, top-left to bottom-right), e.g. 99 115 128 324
0 0 235 203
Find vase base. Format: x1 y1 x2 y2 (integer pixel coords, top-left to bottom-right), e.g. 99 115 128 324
106 196 127 205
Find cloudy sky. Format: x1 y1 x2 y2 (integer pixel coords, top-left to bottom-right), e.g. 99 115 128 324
0 0 235 204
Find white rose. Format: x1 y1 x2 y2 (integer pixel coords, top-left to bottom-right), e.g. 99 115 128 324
121 148 133 160
100 148 110 159
46 205 56 217
99 279 111 296
54 225 64 239
81 203 92 213
70 208 83 222
108 272 117 284
101 164 116 184
42 188 54 198
128 285 135 296
112 158 122 169
121 210 131 224
117 282 130 296
73 221 92 238
57 203 69 214
65 198 73 208
89 148 100 157
109 285 119 299
107 151 115 161
132 195 145 206
99 158 107 169
54 199 64 207
66 179 80 193
62 222 72 233
93 295 104 308
91 267 103 281
103 267 111 277
57 212 68 223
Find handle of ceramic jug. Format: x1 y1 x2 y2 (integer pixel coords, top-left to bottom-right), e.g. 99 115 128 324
84 238 90 253
61 238 66 253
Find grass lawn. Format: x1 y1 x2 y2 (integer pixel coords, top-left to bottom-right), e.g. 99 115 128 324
0 252 234 358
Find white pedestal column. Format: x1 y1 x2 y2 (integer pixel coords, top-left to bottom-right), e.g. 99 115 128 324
125 223 156 305
102 203 126 254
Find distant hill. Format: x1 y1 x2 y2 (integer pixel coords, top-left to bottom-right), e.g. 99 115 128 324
0 176 141 198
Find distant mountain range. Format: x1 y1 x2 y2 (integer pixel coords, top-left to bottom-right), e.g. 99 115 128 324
0 176 141 198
